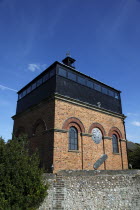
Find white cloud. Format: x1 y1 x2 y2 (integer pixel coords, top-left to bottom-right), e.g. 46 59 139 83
127 112 139 117
0 85 17 92
27 64 47 72
28 64 40 72
131 121 140 127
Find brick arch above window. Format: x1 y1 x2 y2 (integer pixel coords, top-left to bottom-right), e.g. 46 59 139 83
15 126 26 137
62 117 85 133
32 119 47 135
108 127 122 139
88 122 106 136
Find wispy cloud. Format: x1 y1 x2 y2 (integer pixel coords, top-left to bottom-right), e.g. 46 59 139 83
0 85 17 92
27 64 47 72
131 121 140 127
127 112 139 117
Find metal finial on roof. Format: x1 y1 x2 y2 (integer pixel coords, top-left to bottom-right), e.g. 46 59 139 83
66 51 71 57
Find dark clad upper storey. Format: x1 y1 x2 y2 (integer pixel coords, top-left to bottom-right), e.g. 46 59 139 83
16 57 122 115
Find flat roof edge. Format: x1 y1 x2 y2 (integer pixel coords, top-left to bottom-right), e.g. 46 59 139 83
58 62 121 93
17 61 58 93
17 60 121 94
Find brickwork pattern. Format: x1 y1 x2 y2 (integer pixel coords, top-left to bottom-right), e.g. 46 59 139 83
13 100 55 171
53 99 128 172
13 97 128 173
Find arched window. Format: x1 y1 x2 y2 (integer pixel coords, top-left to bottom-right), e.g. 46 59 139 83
32 119 46 136
69 127 78 150
34 123 44 135
112 134 119 153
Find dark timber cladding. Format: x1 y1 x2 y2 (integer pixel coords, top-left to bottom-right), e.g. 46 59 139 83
16 59 122 115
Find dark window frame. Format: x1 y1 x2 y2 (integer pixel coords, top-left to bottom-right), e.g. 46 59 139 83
87 80 93 89
112 134 119 153
36 78 43 87
69 126 78 151
108 89 115 97
43 72 50 82
26 86 32 94
102 86 108 95
32 82 36 90
58 67 67 77
50 68 56 78
94 83 101 92
77 75 86 85
68 71 77 82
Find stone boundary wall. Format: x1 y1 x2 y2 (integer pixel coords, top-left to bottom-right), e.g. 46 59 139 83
39 170 140 210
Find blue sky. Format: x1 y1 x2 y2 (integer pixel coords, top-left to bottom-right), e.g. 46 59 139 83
0 0 140 143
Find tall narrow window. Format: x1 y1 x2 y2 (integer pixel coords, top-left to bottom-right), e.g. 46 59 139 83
69 127 78 150
112 134 119 153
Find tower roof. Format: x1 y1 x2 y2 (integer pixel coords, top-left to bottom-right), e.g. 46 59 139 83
62 56 76 68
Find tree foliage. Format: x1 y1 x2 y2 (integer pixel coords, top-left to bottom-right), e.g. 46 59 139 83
0 136 48 210
128 145 140 169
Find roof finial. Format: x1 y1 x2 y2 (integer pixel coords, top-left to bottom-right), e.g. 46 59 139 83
66 51 71 57
62 53 76 68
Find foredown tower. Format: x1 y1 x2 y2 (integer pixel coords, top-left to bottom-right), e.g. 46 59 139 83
12 56 128 173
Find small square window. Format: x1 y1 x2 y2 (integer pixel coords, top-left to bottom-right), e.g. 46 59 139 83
77 76 86 85
18 93 22 100
43 73 49 82
58 68 67 77
36 78 42 87
108 90 115 97
32 82 36 90
87 80 93 88
50 69 55 78
94 83 101 92
27 86 32 94
22 90 26 97
102 87 108 95
68 72 76 81
115 92 119 99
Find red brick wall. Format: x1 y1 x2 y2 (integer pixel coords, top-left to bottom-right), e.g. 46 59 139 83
13 100 55 172
53 98 128 173
13 97 128 173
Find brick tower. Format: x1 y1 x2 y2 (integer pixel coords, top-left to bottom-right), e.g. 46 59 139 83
12 56 128 173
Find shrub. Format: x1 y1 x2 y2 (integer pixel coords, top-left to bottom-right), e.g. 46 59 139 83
0 136 48 210
128 146 140 169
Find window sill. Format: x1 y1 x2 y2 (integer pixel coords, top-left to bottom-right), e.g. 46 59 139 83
112 153 120 155
68 150 80 153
